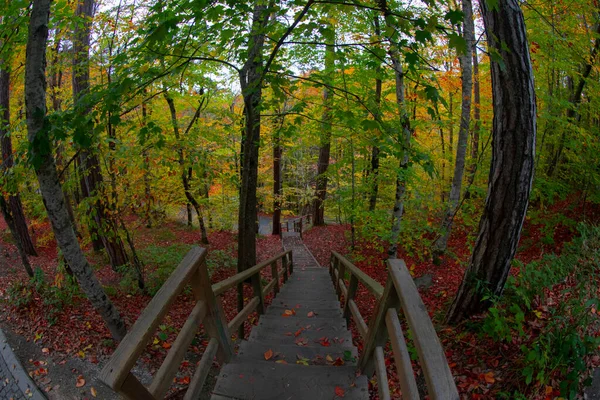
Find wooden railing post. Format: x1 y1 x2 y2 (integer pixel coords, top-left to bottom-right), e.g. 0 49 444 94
191 261 233 364
336 259 346 299
250 274 265 315
343 274 358 326
359 274 400 377
282 255 288 283
289 252 294 275
271 261 280 294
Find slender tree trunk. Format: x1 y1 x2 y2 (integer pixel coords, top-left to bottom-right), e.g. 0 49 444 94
546 18 600 178
0 67 37 256
272 116 283 235
432 0 475 261
312 26 335 226
378 0 412 260
446 0 536 324
465 46 481 196
368 15 383 212
164 92 209 244
26 0 126 340
73 0 128 268
141 98 154 227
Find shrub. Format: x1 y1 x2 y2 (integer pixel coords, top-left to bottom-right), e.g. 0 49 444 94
481 224 600 398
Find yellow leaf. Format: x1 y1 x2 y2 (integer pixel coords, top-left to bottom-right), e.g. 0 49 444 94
91 387 97 397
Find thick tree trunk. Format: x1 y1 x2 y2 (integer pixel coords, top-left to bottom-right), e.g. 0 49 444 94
446 0 536 324
73 0 128 268
0 197 33 276
0 67 37 257
312 30 335 226
26 0 126 340
432 0 475 261
465 46 481 196
378 0 412 259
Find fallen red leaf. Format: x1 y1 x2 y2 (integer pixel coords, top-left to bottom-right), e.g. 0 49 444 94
264 349 274 360
335 386 345 397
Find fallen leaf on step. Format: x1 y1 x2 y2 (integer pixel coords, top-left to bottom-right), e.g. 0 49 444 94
307 311 315 318
335 386 345 397
264 349 274 360
75 376 86 388
91 387 97 397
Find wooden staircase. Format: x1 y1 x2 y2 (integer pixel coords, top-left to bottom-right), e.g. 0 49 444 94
211 236 368 399
99 216 459 399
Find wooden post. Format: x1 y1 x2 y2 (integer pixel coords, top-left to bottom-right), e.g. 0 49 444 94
190 261 233 364
289 251 294 275
287 220 290 231
250 273 265 315
299 218 303 239
282 255 288 283
359 274 399 377
270 261 280 294
343 274 358 326
336 259 346 299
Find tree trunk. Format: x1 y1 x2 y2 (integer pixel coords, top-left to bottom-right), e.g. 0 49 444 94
432 0 475 261
164 91 209 244
73 0 128 269
0 66 37 257
272 117 283 235
312 27 335 226
367 15 382 212
445 0 536 324
26 0 126 340
377 0 412 260
465 45 481 196
0 197 33 276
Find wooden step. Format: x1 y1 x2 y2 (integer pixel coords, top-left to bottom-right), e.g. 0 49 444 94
211 361 368 400
235 340 359 366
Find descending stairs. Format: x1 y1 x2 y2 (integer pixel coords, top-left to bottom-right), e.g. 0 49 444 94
211 236 368 400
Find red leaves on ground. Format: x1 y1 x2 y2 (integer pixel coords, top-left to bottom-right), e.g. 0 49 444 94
334 386 345 397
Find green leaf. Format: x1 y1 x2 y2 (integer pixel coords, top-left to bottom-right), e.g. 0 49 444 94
448 33 467 55
444 10 464 25
415 30 432 43
158 332 168 341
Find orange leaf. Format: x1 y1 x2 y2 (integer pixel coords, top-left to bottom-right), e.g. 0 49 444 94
264 349 274 360
484 371 495 384
335 386 345 397
162 342 172 349
91 387 97 397
76 376 86 388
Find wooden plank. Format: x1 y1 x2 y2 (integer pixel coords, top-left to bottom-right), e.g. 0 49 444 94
211 250 291 296
339 279 348 298
262 278 277 297
374 346 391 400
359 276 399 376
228 296 260 335
289 252 294 274
271 261 280 294
149 300 207 399
191 262 233 364
389 259 458 399
118 372 156 400
332 251 383 299
182 338 218 400
99 247 206 390
282 256 288 283
385 308 419 400
343 275 359 326
337 259 346 298
348 300 368 339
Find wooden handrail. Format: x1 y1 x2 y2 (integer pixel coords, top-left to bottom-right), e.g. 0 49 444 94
329 252 458 399
100 247 295 400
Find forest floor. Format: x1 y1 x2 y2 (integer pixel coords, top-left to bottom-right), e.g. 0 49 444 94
0 197 598 399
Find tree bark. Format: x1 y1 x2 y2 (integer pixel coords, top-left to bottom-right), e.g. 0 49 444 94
0 196 33 276
26 0 126 340
0 66 37 257
368 16 382 212
446 0 536 324
377 0 412 260
432 0 475 261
